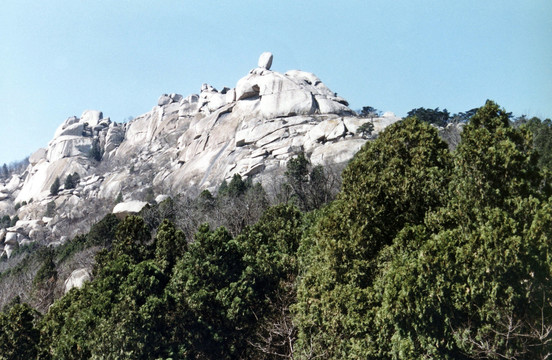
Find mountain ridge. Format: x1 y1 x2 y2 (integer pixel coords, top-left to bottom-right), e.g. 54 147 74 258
0 52 401 258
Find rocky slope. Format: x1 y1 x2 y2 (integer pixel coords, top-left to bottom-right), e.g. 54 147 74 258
0 52 401 258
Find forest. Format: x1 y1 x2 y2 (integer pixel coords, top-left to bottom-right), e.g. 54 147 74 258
1 100 552 359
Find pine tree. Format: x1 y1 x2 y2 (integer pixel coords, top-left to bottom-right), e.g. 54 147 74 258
50 177 60 196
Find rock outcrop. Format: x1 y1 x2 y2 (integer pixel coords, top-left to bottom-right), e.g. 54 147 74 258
0 53 402 254
64 268 92 293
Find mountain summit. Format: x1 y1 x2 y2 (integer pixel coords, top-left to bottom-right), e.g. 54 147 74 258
0 53 400 257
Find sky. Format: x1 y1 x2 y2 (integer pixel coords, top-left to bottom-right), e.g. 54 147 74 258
0 1 551 165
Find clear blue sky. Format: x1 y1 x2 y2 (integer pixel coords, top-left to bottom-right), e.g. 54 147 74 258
1 1 551 165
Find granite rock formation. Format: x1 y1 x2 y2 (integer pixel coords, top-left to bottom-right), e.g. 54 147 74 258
0 52 401 259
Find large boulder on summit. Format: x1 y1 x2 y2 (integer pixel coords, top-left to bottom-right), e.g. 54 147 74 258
80 110 103 127
258 51 273 69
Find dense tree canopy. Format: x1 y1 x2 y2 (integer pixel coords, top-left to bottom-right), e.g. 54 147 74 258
294 116 453 358
1 100 551 359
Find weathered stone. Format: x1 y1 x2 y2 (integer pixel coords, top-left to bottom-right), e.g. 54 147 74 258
4 243 17 258
64 268 92 293
112 200 148 219
155 194 170 203
158 94 171 106
104 126 125 154
80 110 103 127
235 74 260 100
1 52 403 250
29 148 47 165
258 52 273 70
310 139 367 165
4 232 18 245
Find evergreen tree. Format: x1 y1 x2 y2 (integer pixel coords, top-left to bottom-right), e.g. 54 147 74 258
370 101 552 359
64 174 74 190
407 106 450 127
284 152 335 211
1 164 8 179
0 302 41 360
89 140 102 162
154 219 186 272
50 177 60 196
294 116 453 358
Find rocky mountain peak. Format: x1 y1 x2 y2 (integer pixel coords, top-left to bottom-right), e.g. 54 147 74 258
0 53 402 258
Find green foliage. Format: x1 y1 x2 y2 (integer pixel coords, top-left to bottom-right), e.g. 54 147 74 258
359 106 381 118
4 100 550 359
284 152 336 211
520 116 552 171
9 215 18 227
55 214 120 264
356 121 374 137
13 203 21 211
111 215 151 263
49 177 60 196
407 106 451 127
0 215 10 228
168 224 245 358
114 191 123 204
63 172 79 190
331 101 551 359
87 213 120 248
294 116 453 358
218 179 228 195
33 249 57 287
0 302 40 360
452 100 540 214
88 139 102 162
89 260 170 359
154 219 186 272
218 173 248 198
450 107 478 123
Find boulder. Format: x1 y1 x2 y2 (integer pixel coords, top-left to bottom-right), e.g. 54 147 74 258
29 148 47 165
112 200 148 219
57 123 85 137
170 93 183 102
4 243 17 258
260 90 316 118
4 232 18 245
155 194 170 203
4 175 21 193
258 52 273 70
64 268 92 293
104 126 125 154
158 94 171 106
235 74 260 100
80 110 103 127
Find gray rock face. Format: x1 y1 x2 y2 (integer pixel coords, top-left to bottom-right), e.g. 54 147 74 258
1 53 401 247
